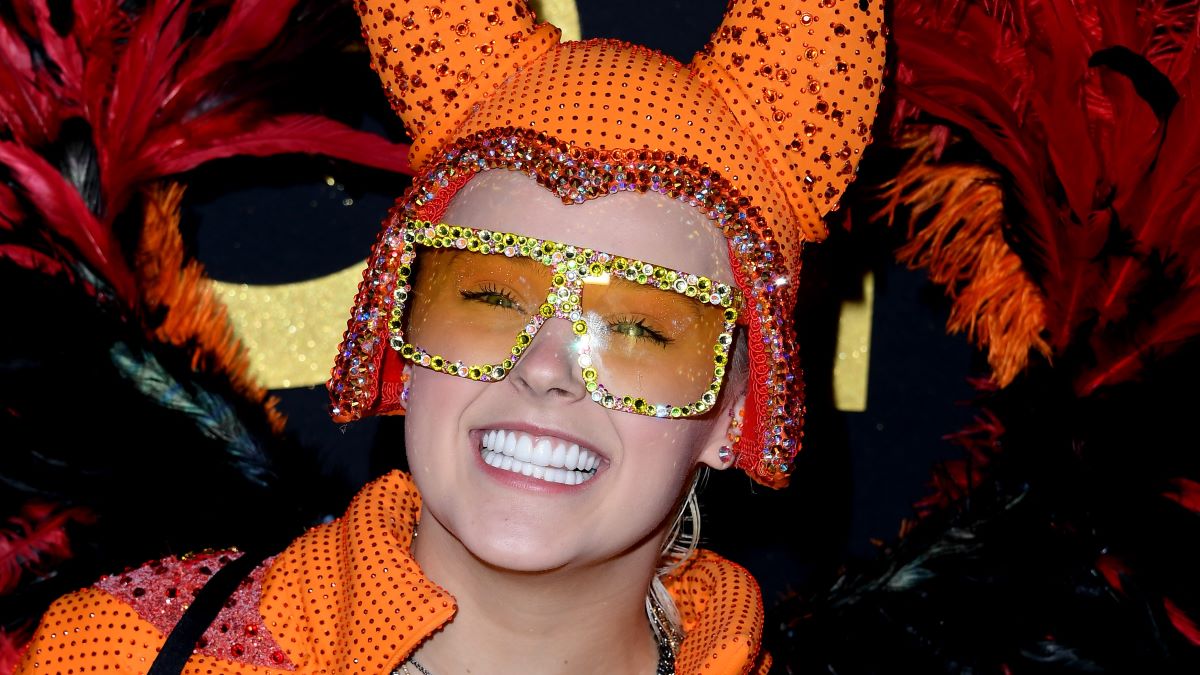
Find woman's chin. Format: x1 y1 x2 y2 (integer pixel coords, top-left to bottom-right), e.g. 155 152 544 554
458 527 578 573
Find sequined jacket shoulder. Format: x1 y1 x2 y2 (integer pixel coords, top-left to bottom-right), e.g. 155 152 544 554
16 472 770 675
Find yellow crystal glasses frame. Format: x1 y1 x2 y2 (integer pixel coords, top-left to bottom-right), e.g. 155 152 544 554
388 218 743 418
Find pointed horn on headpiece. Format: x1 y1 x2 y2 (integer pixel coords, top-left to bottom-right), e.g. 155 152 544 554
356 0 562 171
690 0 886 241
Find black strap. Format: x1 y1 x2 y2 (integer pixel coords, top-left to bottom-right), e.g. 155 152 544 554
146 548 275 675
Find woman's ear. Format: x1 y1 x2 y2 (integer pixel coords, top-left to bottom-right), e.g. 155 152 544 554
698 391 747 471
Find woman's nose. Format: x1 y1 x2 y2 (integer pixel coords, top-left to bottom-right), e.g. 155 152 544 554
506 318 588 404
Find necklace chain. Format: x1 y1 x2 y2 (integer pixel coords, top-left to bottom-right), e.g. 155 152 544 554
400 658 433 675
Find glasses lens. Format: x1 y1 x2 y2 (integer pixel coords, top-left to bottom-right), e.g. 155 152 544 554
580 274 730 408
402 244 732 410
406 248 546 370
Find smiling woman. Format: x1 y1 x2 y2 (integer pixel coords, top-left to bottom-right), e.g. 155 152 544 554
399 173 745 642
15 0 884 673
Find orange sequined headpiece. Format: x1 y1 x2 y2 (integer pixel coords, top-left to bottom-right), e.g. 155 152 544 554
330 0 885 487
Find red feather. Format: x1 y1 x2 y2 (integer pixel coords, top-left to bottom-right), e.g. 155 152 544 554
12 0 83 90
879 0 1200 664
891 0 1200 390
1096 553 1129 594
147 114 413 177
0 17 58 146
1162 477 1200 513
1164 597 1200 646
913 407 1004 517
0 502 94 595
0 184 23 230
100 0 191 220
0 244 73 279
1080 285 1200 394
0 625 33 675
0 0 414 307
0 142 136 300
170 0 305 111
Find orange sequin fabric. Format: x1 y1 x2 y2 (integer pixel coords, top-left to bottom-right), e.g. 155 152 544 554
16 472 769 675
332 0 886 485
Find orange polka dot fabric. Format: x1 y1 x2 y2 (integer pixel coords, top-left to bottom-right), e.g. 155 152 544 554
666 550 772 674
356 0 562 170
338 0 886 486
16 472 767 675
358 0 884 241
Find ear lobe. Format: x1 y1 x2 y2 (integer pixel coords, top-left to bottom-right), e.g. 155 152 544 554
699 393 747 470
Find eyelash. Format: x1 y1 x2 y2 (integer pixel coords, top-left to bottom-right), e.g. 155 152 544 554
461 288 672 346
609 316 673 346
460 285 521 311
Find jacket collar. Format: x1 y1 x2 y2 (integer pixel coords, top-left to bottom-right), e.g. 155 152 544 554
274 471 763 675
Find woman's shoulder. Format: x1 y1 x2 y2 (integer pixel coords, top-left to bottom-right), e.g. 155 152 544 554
664 548 770 675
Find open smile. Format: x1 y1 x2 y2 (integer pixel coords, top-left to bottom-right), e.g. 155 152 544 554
479 429 600 486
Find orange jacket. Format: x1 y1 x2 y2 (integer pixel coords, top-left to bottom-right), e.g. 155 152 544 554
17 472 770 675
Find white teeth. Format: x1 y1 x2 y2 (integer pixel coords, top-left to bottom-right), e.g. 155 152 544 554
478 429 600 485
575 449 594 471
532 439 552 466
515 435 533 462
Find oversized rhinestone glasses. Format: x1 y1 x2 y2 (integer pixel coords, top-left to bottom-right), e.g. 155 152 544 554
388 218 742 417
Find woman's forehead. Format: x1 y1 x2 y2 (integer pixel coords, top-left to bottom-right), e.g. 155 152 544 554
439 170 735 284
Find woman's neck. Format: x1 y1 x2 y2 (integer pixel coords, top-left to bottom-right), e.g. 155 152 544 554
408 517 665 675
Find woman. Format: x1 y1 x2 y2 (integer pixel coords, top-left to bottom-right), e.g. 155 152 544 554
16 1 883 673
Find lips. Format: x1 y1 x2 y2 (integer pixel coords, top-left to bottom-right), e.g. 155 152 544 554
480 429 600 485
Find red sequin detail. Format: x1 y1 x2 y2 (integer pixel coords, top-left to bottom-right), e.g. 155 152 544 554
95 551 295 670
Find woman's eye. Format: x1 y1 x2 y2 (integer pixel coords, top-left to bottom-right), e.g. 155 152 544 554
609 318 672 346
460 288 520 311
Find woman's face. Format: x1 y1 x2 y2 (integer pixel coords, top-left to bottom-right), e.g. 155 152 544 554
404 170 743 573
